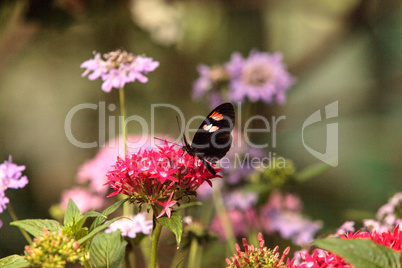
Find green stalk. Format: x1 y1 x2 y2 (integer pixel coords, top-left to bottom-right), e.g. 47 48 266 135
7 203 32 244
150 222 163 268
170 249 185 268
119 87 127 155
83 259 91 268
119 87 132 217
187 237 199 268
212 184 236 253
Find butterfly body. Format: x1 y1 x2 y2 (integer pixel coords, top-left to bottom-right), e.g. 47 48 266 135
182 103 235 175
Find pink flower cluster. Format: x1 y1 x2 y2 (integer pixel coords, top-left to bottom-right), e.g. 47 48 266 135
81 50 159 92
106 141 221 218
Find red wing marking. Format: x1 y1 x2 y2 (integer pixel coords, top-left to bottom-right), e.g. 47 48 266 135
209 111 223 121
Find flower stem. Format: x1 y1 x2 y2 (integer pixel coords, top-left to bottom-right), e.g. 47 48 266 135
187 237 199 268
119 87 127 155
7 203 32 244
119 87 132 217
170 249 186 268
150 222 163 268
213 183 236 253
83 259 91 268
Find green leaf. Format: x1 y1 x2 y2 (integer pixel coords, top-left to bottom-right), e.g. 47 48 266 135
77 216 126 245
11 219 62 238
157 211 182 248
295 161 331 183
64 198 83 226
63 211 104 240
90 198 129 232
313 237 402 268
0 255 30 268
88 231 127 268
76 211 105 230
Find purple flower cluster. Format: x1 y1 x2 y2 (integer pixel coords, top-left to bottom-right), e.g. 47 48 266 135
260 191 322 246
373 192 402 230
0 156 28 227
336 192 402 234
192 65 228 109
210 190 321 246
192 50 294 105
227 50 294 104
105 212 152 238
81 50 159 92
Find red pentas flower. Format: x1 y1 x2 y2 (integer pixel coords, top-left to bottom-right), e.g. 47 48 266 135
340 224 402 252
287 249 351 268
105 141 221 218
288 225 402 268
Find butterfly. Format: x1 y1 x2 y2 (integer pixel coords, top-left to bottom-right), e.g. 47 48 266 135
181 103 235 175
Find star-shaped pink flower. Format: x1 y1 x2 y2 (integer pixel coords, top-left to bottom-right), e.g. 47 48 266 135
150 167 178 184
153 191 178 219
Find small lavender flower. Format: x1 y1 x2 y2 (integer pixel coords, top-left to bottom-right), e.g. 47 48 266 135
192 64 229 98
224 190 258 211
192 64 229 109
268 211 322 246
0 156 28 213
336 221 355 235
362 219 386 232
81 50 159 93
105 213 152 238
362 192 402 232
226 50 294 104
260 191 321 246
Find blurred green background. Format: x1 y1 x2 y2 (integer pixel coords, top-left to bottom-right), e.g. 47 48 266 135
0 0 401 259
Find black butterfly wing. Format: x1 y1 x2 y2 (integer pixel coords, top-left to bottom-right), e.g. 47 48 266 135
191 103 235 162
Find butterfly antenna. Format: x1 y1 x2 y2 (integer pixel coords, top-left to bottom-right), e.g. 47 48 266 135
176 116 182 134
154 137 168 143
176 116 184 144
153 137 180 147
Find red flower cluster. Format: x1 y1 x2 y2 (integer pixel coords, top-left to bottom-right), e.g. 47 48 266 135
226 233 290 268
106 141 221 218
340 225 401 252
288 249 351 268
369 226 402 251
289 225 401 268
